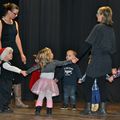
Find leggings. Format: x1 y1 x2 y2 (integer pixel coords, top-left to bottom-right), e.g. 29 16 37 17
35 90 53 108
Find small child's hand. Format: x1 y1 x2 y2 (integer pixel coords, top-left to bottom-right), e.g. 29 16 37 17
108 76 114 83
54 79 58 83
78 79 82 84
112 68 117 75
21 70 27 77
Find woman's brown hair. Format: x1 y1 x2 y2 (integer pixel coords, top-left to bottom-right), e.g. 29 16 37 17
3 3 19 15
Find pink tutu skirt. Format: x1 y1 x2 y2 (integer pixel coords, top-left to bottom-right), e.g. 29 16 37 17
31 78 59 97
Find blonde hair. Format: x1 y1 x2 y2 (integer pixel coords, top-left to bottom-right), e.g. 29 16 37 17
36 47 53 68
97 6 113 25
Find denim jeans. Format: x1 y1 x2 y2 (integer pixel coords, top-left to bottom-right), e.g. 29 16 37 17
63 85 76 105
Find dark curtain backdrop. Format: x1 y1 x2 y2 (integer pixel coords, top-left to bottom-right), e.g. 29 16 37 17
1 0 120 102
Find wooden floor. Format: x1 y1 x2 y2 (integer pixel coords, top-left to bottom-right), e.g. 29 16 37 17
0 101 120 120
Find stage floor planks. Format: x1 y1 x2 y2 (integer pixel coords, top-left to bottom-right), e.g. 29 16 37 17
0 101 120 120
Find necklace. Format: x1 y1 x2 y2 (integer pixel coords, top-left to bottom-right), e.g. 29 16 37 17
2 17 13 24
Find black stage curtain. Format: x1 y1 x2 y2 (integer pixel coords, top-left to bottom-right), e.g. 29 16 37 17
1 0 120 102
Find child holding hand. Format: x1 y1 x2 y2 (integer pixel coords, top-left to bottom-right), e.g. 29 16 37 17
26 47 78 116
0 47 27 113
55 50 83 110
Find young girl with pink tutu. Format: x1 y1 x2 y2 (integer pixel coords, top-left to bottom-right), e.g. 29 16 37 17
27 47 77 116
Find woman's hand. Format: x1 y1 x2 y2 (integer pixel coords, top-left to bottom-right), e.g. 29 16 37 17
21 53 26 64
78 79 82 84
112 68 117 75
54 79 59 83
108 76 114 83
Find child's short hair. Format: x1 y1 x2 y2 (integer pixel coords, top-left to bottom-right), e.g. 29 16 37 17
67 50 77 56
0 47 13 60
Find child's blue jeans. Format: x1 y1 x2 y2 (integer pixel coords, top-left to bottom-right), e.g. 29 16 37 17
63 85 76 106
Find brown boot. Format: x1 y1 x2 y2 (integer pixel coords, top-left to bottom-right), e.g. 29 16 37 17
13 84 29 108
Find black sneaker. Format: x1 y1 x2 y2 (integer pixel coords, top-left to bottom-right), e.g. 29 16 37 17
35 106 41 116
0 109 3 113
72 105 76 111
3 107 13 113
46 108 52 116
60 105 68 110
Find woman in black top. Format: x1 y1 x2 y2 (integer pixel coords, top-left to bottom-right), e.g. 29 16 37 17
80 6 116 115
0 3 28 108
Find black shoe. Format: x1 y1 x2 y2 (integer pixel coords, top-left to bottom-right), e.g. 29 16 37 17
72 105 76 111
3 107 13 113
98 110 107 116
80 109 92 115
35 106 41 116
60 105 68 110
46 108 52 116
97 102 107 116
0 109 3 113
97 108 107 116
80 103 91 115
